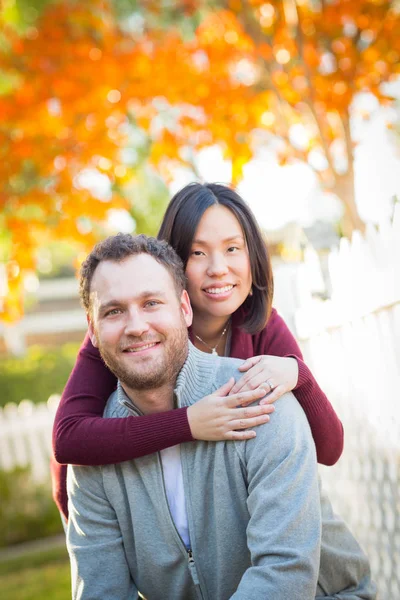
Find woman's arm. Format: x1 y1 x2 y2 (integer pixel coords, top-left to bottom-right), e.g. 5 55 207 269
264 309 344 465
52 333 193 466
238 309 344 466
52 336 273 521
53 334 274 465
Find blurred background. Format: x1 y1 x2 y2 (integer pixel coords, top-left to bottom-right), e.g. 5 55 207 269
0 1 399 598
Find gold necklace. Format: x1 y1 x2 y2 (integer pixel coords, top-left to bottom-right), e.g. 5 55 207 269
193 321 230 356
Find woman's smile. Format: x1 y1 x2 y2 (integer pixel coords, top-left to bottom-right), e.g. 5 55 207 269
202 283 236 300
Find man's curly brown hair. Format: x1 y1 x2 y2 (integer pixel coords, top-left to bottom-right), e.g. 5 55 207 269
79 233 187 315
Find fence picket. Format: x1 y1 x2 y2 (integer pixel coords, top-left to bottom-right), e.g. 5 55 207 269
294 213 400 600
0 397 59 481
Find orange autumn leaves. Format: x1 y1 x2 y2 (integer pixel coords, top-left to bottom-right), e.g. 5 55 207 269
1 0 400 320
0 2 129 319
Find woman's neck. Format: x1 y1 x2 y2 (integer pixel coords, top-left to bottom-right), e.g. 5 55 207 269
191 313 231 354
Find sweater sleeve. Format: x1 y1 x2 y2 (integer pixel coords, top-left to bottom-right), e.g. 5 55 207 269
259 309 344 466
52 333 194 466
67 465 139 600
231 393 321 599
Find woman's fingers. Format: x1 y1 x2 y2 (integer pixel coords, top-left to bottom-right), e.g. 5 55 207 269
238 374 272 396
229 412 271 430
259 385 285 405
230 364 266 394
224 386 268 407
237 355 262 372
187 382 274 441
222 409 274 440
213 377 236 397
233 355 299 396
226 430 257 440
236 403 275 418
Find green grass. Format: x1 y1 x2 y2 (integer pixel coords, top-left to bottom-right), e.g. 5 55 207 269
0 546 71 600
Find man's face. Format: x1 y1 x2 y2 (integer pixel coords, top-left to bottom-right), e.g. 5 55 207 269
88 253 192 392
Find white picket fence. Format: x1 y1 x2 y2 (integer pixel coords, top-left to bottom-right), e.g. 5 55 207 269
293 206 400 600
0 395 59 481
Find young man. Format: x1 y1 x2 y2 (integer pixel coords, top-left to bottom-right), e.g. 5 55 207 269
67 233 376 600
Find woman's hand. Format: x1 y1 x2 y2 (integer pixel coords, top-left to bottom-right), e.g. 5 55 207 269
230 356 299 405
187 378 275 441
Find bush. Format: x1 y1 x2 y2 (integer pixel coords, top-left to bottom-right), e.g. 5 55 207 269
0 466 63 548
0 343 80 408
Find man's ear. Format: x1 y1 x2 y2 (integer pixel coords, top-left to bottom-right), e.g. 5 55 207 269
180 290 193 328
87 315 98 348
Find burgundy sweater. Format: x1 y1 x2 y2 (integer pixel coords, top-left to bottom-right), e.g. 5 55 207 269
51 308 343 519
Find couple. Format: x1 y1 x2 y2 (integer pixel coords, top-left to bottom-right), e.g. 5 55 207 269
54 183 376 598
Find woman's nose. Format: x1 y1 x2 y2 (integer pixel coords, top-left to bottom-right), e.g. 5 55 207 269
206 254 229 277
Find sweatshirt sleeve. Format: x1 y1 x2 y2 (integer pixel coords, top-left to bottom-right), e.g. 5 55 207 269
316 485 377 599
67 465 139 600
231 392 321 599
52 333 193 466
260 309 344 466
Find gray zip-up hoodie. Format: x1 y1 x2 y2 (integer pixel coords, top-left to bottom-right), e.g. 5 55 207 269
67 343 376 600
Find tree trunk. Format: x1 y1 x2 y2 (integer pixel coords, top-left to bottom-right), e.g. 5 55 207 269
333 169 366 239
333 113 366 238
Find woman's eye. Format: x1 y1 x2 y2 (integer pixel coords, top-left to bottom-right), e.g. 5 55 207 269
227 246 239 253
191 250 205 256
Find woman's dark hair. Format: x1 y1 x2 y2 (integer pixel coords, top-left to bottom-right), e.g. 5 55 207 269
158 182 273 334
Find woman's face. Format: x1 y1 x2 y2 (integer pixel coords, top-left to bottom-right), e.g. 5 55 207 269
185 204 252 321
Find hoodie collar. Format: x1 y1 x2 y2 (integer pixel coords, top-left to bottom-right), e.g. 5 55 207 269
115 341 218 413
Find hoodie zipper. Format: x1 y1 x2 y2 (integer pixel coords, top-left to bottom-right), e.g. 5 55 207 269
121 398 204 598
156 451 204 598
187 549 203 595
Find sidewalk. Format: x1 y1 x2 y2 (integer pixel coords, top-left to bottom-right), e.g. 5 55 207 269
0 534 65 563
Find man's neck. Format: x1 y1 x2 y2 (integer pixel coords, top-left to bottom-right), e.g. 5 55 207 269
121 382 176 414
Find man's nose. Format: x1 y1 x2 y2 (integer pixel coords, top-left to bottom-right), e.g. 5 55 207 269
124 310 150 337
207 254 229 277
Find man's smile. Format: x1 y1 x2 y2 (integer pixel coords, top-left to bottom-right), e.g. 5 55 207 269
122 342 160 354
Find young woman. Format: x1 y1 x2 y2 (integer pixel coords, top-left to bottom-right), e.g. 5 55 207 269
52 182 343 520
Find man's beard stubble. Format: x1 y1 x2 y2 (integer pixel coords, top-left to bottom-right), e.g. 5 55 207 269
97 321 189 392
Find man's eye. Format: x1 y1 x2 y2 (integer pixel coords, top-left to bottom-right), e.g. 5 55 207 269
105 308 121 317
145 300 160 308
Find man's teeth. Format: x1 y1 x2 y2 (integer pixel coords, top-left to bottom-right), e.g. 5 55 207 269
125 343 157 352
205 285 233 294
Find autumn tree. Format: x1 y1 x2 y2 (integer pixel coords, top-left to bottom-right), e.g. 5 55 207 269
0 1 156 319
136 0 400 235
1 0 400 319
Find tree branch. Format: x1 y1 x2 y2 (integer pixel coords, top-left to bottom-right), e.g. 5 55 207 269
338 109 354 183
292 1 336 178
